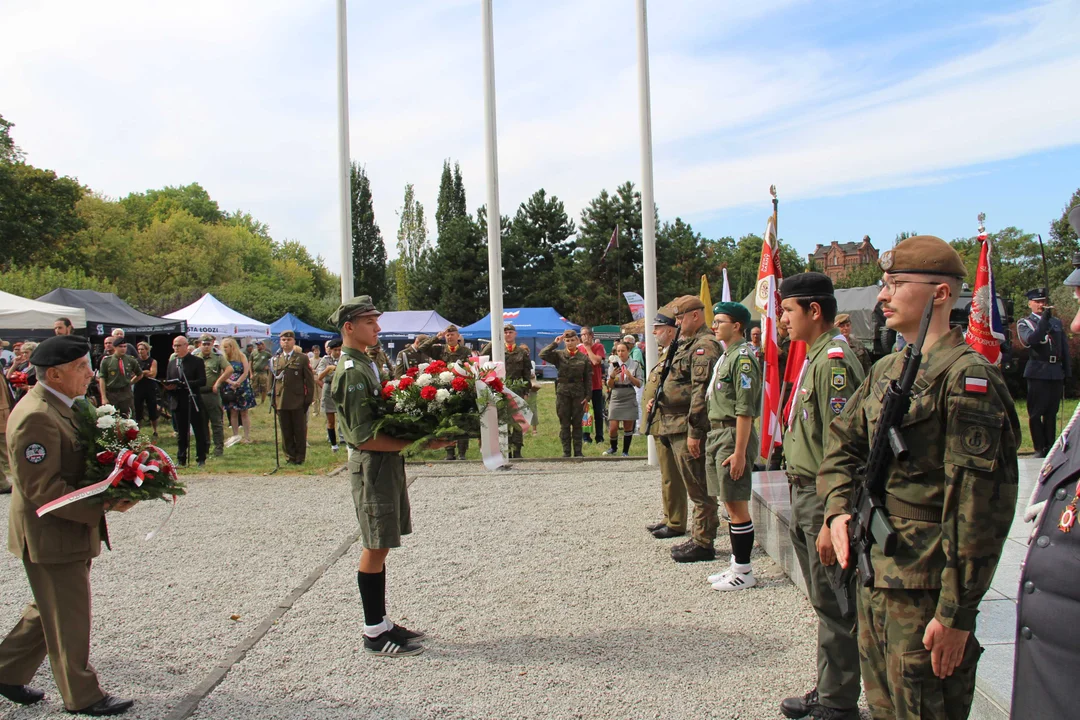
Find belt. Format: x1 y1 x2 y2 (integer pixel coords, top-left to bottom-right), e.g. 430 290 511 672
885 495 941 522
613 383 633 388
710 418 736 429
786 473 815 488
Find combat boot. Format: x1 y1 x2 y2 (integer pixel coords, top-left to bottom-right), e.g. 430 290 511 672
780 688 817 718
671 542 715 563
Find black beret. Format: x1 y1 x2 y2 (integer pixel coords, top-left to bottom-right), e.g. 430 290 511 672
780 272 834 300
1026 288 1049 301
327 338 343 349
29 335 91 368
712 301 751 327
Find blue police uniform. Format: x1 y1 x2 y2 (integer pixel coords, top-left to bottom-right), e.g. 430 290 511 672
1018 290 1070 457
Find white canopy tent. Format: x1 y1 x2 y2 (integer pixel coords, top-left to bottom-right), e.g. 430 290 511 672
164 293 271 338
0 289 87 330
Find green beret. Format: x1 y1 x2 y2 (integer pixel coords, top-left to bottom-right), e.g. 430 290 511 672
780 272 834 300
328 295 381 328
712 301 751 327
29 335 91 368
879 235 966 278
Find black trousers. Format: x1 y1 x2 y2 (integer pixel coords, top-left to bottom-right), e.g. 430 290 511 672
584 388 605 441
1027 378 1064 455
173 395 208 464
133 383 158 424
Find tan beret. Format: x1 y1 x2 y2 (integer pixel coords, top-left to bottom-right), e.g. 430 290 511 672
446 324 459 333
835 313 851 325
879 235 966 278
671 295 705 315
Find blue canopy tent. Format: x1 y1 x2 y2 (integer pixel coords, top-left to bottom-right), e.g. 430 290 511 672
459 307 581 379
269 313 337 352
378 310 457 359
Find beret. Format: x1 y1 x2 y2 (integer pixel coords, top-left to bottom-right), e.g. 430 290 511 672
327 295 382 329
653 304 677 327
1026 288 1049 301
446 324 459 333
504 323 516 332
327 338 343 349
878 235 966 278
712 301 751 327
835 313 852 325
780 272 834 300
30 335 91 368
671 295 705 315
199 333 214 342
279 330 296 339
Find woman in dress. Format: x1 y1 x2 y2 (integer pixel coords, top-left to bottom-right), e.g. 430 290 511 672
133 341 160 437
603 342 642 456
221 337 257 446
309 344 322 417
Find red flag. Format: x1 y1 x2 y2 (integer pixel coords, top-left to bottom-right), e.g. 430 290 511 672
754 217 783 458
964 215 1004 364
600 224 618 262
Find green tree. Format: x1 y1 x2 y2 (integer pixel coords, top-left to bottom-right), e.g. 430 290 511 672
951 227 1040 313
394 184 428 310
0 113 23 164
833 262 885 289
0 264 116 299
1047 188 1080 278
724 234 806 303
435 160 454 238
0 161 84 268
656 218 713 301
120 183 224 228
503 189 575 307
432 213 488 323
350 162 388 305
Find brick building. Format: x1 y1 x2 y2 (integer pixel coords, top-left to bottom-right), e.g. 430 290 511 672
807 236 879 282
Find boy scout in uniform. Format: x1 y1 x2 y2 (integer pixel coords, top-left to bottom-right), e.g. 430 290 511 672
539 330 592 457
777 274 864 720
0 336 135 716
420 325 473 460
657 295 723 563
249 341 272 403
643 307 686 538
481 324 532 458
329 296 450 657
192 334 233 457
821 236 1020 720
96 341 139 417
702 301 761 585
273 330 316 464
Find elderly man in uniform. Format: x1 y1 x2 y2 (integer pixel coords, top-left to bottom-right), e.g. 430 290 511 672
1012 205 1080 719
394 335 430 377
481 324 532 458
644 307 686 538
249 340 272 404
273 330 315 465
420 325 474 460
96 340 139 417
835 313 871 374
191 334 232 458
701 301 761 586
540 330 592 458
655 295 723 563
777 274 864 719
821 236 1019 720
329 296 451 657
0 335 136 716
1018 287 1070 457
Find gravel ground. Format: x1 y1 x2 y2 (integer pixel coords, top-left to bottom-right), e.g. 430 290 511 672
0 460 850 720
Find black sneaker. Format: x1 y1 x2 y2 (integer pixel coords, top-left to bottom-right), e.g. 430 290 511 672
671 542 716 563
387 621 426 642
363 630 424 657
781 688 818 718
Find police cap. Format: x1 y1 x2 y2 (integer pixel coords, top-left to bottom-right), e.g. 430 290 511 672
712 301 751 328
671 295 705 315
653 304 677 327
327 296 382 329
1026 288 1049 301
780 272 834 300
29 335 91 368
878 235 966 278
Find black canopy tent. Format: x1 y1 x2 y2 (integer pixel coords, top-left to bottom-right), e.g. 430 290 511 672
37 289 186 336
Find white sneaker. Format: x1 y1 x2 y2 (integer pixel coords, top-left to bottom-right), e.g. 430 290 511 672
224 436 241 448
331 445 339 452
707 555 737 584
712 567 756 592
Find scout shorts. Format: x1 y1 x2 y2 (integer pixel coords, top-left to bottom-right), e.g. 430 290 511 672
349 449 411 549
704 426 756 502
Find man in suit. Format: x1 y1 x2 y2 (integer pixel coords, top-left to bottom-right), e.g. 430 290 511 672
273 330 315 464
164 336 209 468
0 335 135 716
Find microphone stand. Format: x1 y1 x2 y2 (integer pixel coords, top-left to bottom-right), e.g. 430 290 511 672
266 353 282 475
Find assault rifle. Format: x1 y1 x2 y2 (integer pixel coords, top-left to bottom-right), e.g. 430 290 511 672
829 296 935 619
644 325 681 435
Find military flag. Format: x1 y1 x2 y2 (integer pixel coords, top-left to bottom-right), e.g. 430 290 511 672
699 274 714 328
600 224 619 262
755 216 784 458
721 267 731 302
964 213 1004 364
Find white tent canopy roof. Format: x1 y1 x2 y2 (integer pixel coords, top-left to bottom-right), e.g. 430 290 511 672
0 289 87 330
164 293 270 338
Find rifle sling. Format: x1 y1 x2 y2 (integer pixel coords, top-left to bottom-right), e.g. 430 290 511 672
909 341 972 396
885 495 941 523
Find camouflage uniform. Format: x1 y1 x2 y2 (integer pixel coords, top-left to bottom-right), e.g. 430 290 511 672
98 352 140 417
819 327 1020 719
704 336 760 502
394 345 430 377
783 329 864 711
481 341 532 456
539 340 591 456
657 325 723 548
850 341 872 375
643 343 685 532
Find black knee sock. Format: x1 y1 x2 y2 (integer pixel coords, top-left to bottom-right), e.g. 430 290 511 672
610 436 618 452
622 434 632 454
328 427 337 445
729 521 755 565
357 570 386 628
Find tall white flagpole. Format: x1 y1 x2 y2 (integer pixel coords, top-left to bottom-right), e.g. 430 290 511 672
336 0 354 302
481 0 505 363
636 0 659 465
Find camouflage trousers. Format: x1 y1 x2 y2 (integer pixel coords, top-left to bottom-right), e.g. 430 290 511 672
665 433 718 547
858 587 983 720
655 435 686 531
555 394 586 454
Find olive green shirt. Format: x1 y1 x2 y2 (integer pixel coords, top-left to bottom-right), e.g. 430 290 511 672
98 353 140 391
192 349 231 390
418 336 472 364
641 345 669 437
480 342 532 382
250 349 272 372
332 346 381 448
782 330 865 480
657 325 723 439
705 337 761 422
538 341 591 398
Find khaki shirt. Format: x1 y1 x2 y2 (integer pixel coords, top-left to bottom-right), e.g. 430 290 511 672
819 327 1020 631
538 341 591 398
273 351 316 410
418 336 472 365
394 346 430 377
641 345 668 436
332 346 380 448
782 331 865 479
480 342 532 382
705 337 761 422
193 349 231 390
250 349 272 372
657 325 722 439
99 353 139 391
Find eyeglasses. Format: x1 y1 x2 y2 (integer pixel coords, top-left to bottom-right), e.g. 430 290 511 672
881 278 944 294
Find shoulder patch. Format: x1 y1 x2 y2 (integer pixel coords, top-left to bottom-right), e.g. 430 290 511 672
961 425 991 454
829 397 848 415
740 373 752 389
827 347 845 359
964 376 988 394
24 443 46 464
738 347 749 355
830 367 847 390
696 348 706 355
738 358 752 373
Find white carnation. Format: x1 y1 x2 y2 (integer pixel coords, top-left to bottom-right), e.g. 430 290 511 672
438 371 454 384
418 362 430 373
96 415 116 429
388 380 399 390
435 388 451 402
416 373 433 387
482 362 498 372
96 404 116 416
120 418 138 431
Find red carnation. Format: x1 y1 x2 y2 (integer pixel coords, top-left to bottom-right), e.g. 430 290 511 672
381 384 395 399
420 385 437 401
451 376 469 392
125 427 139 441
397 376 414 390
405 367 419 378
427 360 447 374
97 450 116 464
488 377 504 393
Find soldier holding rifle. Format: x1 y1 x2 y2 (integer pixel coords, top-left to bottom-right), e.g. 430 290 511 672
819 236 1019 720
643 306 685 539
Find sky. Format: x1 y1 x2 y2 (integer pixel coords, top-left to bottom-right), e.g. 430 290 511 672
2 0 1079 275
